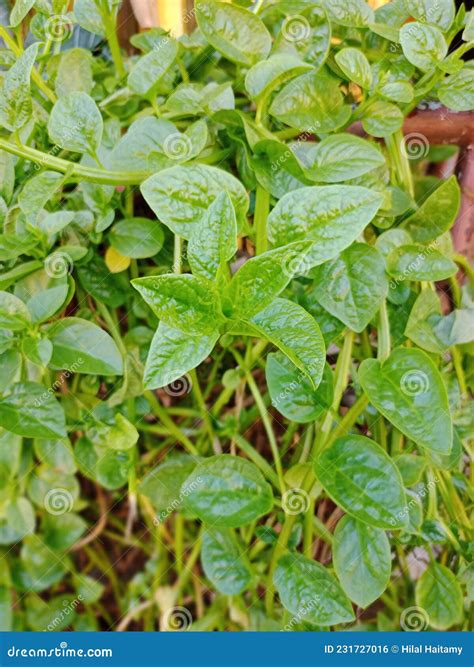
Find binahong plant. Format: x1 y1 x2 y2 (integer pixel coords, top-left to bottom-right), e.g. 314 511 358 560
0 0 472 633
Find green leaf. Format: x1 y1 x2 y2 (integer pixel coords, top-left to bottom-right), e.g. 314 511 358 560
439 67 474 112
109 217 164 259
400 176 461 243
0 151 14 204
311 243 388 332
55 48 93 97
333 515 391 608
245 54 311 101
187 192 237 281
143 321 219 390
6 497 36 538
42 512 87 551
361 101 404 138
404 0 455 32
48 92 103 155
266 353 333 423
73 0 108 36
274 553 355 626
314 435 408 529
132 274 223 335
45 317 123 376
109 117 179 172
141 165 249 239
323 0 374 26
18 170 63 222
201 528 252 595
269 71 351 133
93 414 139 452
224 242 311 320
22 338 53 367
196 1 271 66
387 244 457 281
335 48 372 88
248 298 326 389
268 185 383 266
359 348 452 454
0 382 67 439
394 453 426 486
182 455 274 528
139 455 198 515
0 43 38 131
10 0 36 27
128 39 179 96
400 22 447 72
415 562 463 630
0 291 31 330
305 134 385 183
96 448 135 490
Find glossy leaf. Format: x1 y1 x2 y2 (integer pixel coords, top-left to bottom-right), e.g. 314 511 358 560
0 44 38 131
268 185 383 266
359 348 452 454
245 55 311 101
128 40 179 96
335 48 372 88
143 321 219 390
333 515 391 608
201 528 252 595
269 71 351 133
404 0 455 32
274 553 355 626
141 165 249 238
439 68 474 112
224 242 312 320
48 92 103 155
311 243 388 332
361 101 404 138
45 317 123 376
182 455 274 528
400 22 447 72
132 274 223 335
0 291 31 330
400 176 461 243
387 244 457 281
314 435 408 529
415 562 463 630
248 298 326 388
139 455 198 514
266 354 333 423
305 134 385 183
323 0 374 26
196 1 271 66
109 218 164 259
187 192 237 281
0 382 67 439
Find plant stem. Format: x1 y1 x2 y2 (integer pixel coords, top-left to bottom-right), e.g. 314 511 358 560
254 185 270 255
377 300 391 361
0 137 149 185
233 434 280 490
102 9 126 79
144 391 199 457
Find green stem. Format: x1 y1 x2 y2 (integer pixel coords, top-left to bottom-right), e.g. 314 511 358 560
377 300 391 361
144 391 199 457
233 435 280 490
245 370 285 494
189 369 216 450
451 347 467 396
0 137 148 185
100 4 125 78
385 129 414 197
254 185 270 255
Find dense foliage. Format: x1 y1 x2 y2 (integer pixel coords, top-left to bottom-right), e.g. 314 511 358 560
0 0 472 632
